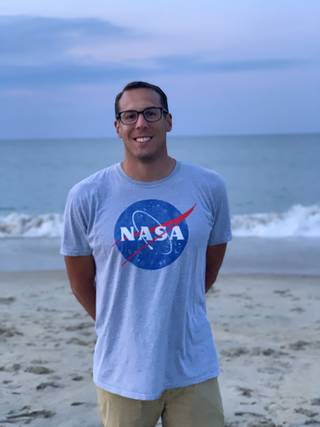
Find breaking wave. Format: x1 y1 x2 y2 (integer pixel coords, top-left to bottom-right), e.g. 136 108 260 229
0 213 63 238
0 204 319 238
232 204 320 238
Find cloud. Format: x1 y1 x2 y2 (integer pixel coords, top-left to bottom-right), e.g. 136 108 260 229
0 57 314 89
156 56 313 73
0 63 142 87
0 15 316 90
0 15 135 63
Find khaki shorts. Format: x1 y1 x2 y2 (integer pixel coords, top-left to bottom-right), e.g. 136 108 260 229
96 377 224 427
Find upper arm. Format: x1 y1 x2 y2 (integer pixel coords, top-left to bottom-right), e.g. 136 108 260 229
64 255 96 290
207 175 232 246
61 186 92 257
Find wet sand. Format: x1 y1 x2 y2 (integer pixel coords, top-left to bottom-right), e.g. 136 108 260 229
1 269 320 426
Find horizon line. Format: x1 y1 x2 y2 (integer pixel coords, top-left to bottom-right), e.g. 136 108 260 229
0 130 320 142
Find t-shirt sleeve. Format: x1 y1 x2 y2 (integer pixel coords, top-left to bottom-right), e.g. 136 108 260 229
208 177 232 246
60 187 92 256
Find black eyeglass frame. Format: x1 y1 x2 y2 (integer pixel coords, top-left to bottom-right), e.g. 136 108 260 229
116 107 168 124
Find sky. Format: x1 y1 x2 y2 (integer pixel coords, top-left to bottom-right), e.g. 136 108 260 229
1 0 320 138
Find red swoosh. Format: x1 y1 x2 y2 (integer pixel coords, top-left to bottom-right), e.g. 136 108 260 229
120 204 196 266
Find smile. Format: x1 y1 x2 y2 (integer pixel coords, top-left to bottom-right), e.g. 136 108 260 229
134 137 153 143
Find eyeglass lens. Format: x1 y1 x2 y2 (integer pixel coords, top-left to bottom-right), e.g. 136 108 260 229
120 108 163 124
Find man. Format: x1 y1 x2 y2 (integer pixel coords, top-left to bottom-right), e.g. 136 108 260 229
61 81 232 427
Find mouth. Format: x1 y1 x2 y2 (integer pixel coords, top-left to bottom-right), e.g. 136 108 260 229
134 136 153 143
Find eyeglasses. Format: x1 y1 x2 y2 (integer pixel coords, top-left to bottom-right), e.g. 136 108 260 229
116 107 168 125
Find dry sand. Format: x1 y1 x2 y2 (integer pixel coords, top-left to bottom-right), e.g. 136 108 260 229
1 270 320 426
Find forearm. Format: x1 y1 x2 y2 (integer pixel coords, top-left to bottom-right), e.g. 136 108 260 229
205 270 218 293
205 244 227 293
71 280 96 320
64 255 96 321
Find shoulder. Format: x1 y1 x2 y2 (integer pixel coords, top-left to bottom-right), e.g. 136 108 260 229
68 164 116 202
179 162 227 189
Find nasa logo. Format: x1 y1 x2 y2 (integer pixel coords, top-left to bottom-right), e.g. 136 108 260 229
114 199 195 270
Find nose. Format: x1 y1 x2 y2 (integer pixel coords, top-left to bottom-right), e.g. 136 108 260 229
135 112 149 128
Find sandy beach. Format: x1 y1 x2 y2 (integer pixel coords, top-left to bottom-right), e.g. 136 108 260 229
1 239 320 426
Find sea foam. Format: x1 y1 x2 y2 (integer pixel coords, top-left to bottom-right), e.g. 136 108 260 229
0 213 63 238
232 204 320 237
0 204 319 238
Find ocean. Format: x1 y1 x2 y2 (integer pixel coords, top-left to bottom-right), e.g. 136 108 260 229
1 133 320 238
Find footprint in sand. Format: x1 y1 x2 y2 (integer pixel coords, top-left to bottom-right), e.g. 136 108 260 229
0 363 21 373
0 296 16 304
289 340 311 351
65 322 93 331
71 375 84 381
25 366 54 375
0 326 23 337
234 410 277 426
221 347 249 358
66 337 92 346
290 307 305 313
251 347 289 357
36 381 63 390
273 289 292 297
1 406 55 423
295 407 319 417
237 386 254 398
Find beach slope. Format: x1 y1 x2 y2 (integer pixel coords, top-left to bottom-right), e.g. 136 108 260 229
1 270 320 426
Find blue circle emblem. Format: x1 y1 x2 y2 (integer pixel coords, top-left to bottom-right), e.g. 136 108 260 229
114 199 189 270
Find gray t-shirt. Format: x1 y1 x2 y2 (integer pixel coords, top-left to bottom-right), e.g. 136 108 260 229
61 161 232 400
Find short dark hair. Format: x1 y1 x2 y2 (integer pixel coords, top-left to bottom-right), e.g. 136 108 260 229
114 81 169 117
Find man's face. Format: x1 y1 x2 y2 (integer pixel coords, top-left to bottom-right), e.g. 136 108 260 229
115 88 172 163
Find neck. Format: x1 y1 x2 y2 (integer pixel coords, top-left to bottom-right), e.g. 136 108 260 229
122 155 176 182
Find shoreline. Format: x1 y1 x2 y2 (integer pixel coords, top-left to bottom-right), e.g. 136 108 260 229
0 236 319 275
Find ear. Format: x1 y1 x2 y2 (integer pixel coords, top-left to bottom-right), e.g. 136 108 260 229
114 119 122 138
165 113 173 132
